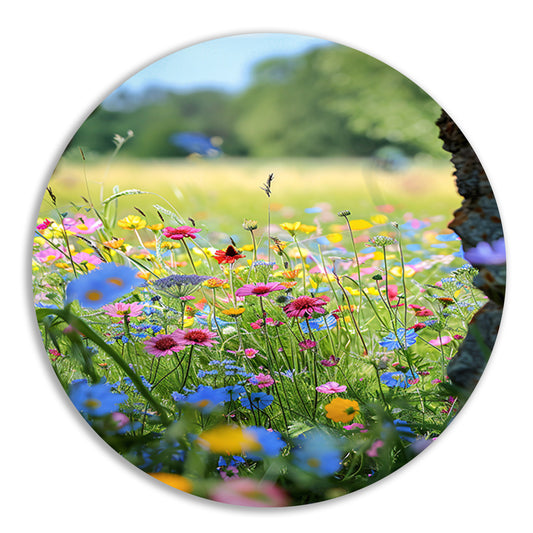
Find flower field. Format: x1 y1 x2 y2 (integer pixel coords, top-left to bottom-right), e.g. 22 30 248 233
33 154 491 506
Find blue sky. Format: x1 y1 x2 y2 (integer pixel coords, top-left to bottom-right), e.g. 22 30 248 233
103 33 332 107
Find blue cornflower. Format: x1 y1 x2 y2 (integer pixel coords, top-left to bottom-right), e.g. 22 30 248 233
170 132 222 157
379 328 418 350
181 385 226 413
380 370 418 389
197 369 218 378
69 379 129 417
292 429 342 476
393 419 416 443
244 426 286 459
218 455 245 468
224 385 246 401
299 314 337 333
65 263 143 309
240 392 274 410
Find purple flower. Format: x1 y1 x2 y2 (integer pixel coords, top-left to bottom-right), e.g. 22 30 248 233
464 237 505 265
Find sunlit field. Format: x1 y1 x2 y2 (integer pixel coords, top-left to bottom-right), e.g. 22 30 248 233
34 154 483 506
43 157 459 240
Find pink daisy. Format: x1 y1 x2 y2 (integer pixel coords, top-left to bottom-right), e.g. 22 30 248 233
144 333 185 357
235 282 286 298
249 373 274 388
429 336 453 347
366 439 384 457
73 251 103 266
283 295 327 318
63 216 103 235
102 302 145 320
315 381 347 394
173 328 219 347
244 348 259 359
162 225 201 240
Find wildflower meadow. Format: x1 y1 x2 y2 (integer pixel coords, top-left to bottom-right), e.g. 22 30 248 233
32 139 502 506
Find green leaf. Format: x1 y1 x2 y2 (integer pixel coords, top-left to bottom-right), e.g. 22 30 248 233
102 189 150 205
35 307 173 425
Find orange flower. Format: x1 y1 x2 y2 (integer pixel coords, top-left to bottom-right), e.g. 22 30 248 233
325 398 360 423
221 307 245 317
148 473 193 493
102 238 125 249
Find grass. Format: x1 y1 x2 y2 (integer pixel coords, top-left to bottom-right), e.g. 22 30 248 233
43 156 459 239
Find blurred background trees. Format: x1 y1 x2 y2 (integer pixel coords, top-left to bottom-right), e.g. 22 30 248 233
65 44 444 160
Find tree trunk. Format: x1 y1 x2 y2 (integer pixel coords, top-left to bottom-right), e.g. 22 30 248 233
436 110 506 393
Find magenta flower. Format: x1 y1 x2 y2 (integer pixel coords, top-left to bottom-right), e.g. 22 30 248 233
37 218 52 231
298 339 317 351
320 355 340 367
102 302 144 321
244 348 259 359
173 328 218 347
316 381 347 394
250 317 284 330
235 282 285 298
144 333 185 357
343 422 367 431
283 295 327 318
249 373 275 389
162 225 201 240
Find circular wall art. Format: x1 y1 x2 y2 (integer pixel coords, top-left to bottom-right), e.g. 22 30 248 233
32 32 506 507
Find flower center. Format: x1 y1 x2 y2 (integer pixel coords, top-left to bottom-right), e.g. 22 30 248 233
85 289 103 301
307 458 321 468
107 277 124 286
83 398 101 409
154 337 178 350
252 286 270 295
185 330 208 343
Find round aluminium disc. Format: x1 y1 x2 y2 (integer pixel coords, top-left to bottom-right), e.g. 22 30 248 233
32 32 505 507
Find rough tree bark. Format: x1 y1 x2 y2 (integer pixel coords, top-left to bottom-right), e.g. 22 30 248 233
436 110 506 393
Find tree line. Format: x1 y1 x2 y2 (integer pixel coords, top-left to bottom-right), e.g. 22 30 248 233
66 44 445 160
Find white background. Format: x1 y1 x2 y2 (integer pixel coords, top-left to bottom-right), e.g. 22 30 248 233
2 1 531 531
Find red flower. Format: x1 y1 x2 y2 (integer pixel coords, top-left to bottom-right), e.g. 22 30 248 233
283 295 327 318
162 226 201 240
213 245 245 264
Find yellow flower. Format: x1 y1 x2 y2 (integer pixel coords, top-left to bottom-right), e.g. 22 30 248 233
371 214 389 225
161 241 181 249
327 233 343 243
298 223 317 234
148 473 193 493
389 265 416 278
345 286 360 296
203 278 229 289
349 219 373 231
182 316 195 328
279 221 301 235
117 215 146 230
137 271 151 280
103 238 125 249
221 307 245 317
147 223 164 231
241 244 255 252
325 398 360 423
198 425 259 455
